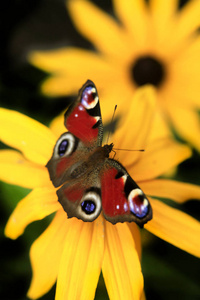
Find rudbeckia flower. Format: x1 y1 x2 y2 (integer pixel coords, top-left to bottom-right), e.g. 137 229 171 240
29 0 200 150
1 86 200 300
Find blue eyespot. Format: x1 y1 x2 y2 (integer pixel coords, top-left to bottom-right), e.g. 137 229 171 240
81 200 96 214
130 202 148 218
58 140 68 156
128 189 149 218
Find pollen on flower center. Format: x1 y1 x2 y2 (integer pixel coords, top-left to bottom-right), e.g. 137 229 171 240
130 55 165 87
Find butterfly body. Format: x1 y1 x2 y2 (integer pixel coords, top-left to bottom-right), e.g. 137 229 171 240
47 80 152 227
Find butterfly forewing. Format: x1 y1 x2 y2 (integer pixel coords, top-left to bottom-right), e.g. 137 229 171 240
47 81 103 187
64 80 103 146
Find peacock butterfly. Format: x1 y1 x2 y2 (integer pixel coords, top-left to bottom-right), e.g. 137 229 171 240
46 80 152 227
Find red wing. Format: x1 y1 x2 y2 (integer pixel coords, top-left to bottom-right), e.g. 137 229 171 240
46 132 82 187
47 80 103 188
101 160 152 227
64 80 103 146
56 180 102 222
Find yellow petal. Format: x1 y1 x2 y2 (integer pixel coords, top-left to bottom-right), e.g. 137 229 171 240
145 198 200 257
98 75 134 123
28 210 67 299
149 109 171 141
141 291 146 300
29 48 114 85
49 113 66 138
0 150 50 188
5 186 60 239
113 85 156 165
126 222 142 259
102 221 143 300
165 38 200 108
132 138 192 182
55 216 104 300
169 36 200 84
113 0 148 48
140 179 200 203
167 105 200 151
29 48 118 97
149 0 178 43
0 108 56 165
41 75 77 96
172 0 200 47
68 0 129 58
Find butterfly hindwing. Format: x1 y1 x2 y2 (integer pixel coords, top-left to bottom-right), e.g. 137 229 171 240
57 177 102 222
101 159 152 227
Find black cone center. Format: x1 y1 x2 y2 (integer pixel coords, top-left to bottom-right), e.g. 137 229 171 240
131 55 165 87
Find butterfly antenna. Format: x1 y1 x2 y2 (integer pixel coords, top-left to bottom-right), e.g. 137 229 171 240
113 148 145 152
107 105 117 144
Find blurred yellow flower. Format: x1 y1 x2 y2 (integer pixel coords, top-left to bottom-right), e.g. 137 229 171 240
1 86 200 300
29 0 200 150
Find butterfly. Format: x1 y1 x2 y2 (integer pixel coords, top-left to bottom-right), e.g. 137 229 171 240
46 80 152 227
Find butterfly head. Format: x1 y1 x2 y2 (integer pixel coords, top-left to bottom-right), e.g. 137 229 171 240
103 143 114 158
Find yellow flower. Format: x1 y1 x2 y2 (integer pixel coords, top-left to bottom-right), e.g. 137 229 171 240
1 86 200 300
29 0 200 150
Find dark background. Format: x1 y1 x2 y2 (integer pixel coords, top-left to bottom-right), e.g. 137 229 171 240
0 0 200 299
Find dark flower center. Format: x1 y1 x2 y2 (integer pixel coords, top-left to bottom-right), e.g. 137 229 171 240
131 55 165 87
